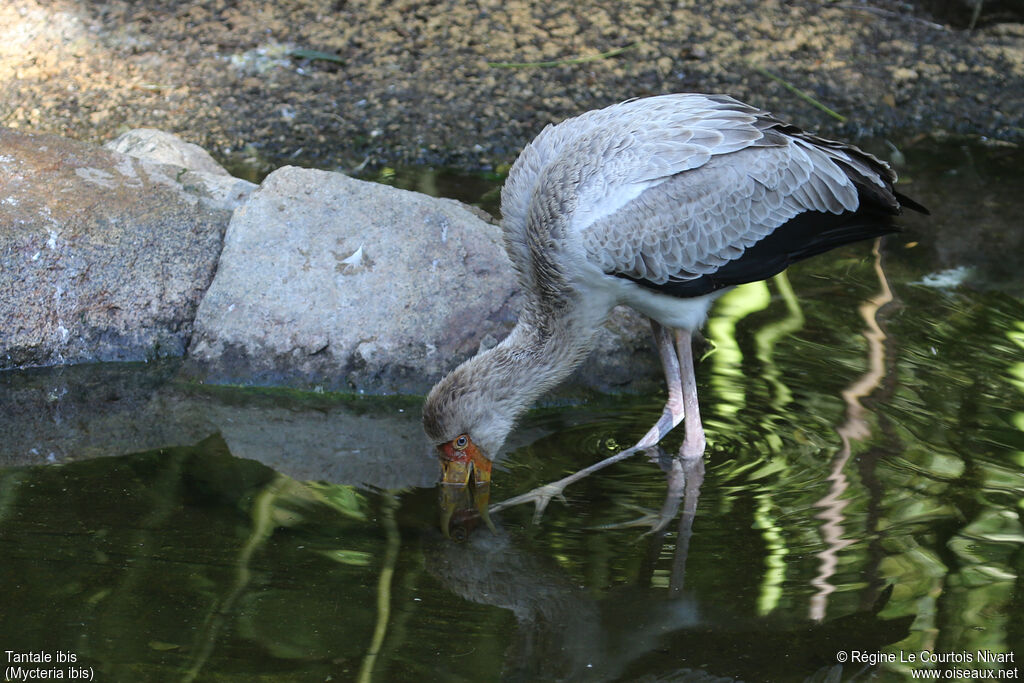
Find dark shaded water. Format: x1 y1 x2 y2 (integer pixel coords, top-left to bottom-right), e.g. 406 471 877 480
2 141 1022 682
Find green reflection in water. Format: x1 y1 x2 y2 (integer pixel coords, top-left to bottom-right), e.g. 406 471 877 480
2 141 1023 681
705 279 771 424
1 282 1021 681
753 490 789 616
492 233 1021 679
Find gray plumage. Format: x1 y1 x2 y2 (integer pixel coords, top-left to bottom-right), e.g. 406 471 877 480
504 93 894 290
424 93 919 469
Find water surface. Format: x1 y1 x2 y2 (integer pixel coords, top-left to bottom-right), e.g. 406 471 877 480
1 140 1022 682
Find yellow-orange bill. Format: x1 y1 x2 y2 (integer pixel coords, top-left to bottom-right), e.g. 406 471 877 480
440 459 473 486
438 479 495 539
438 443 491 486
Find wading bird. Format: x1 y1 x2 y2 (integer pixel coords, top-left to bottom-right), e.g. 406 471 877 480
422 93 925 514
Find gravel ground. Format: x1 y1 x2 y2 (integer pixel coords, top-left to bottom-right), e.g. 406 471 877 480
1 0 1022 175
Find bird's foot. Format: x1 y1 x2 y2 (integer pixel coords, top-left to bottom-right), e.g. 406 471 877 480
489 445 643 523
590 503 678 535
489 482 569 523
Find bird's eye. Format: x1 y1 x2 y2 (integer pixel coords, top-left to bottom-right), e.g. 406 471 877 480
453 434 469 450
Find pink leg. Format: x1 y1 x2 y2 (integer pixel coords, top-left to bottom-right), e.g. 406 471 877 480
635 320 687 450
674 329 707 459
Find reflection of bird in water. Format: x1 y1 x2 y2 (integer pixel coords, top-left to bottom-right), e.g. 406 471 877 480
425 524 602 680
423 511 913 682
422 93 926 511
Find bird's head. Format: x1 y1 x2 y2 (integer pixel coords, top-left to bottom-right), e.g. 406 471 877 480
422 356 518 487
434 432 492 486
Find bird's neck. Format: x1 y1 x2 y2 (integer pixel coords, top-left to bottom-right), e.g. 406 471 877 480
479 292 609 418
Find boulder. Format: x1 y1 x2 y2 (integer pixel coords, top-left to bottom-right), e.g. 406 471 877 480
0 127 248 368
105 128 231 177
184 166 521 394
104 128 255 213
2 127 660 394
184 166 661 395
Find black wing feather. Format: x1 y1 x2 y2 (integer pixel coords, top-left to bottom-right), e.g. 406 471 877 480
618 185 926 298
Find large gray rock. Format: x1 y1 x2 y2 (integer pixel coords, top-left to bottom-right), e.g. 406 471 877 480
0 128 246 369
105 128 231 177
104 128 255 213
1 127 660 394
185 166 521 394
185 166 662 395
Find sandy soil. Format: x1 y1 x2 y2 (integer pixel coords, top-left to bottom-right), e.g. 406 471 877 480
1 0 1021 175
